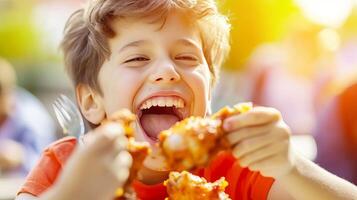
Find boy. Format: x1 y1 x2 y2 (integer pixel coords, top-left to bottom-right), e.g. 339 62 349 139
17 0 357 199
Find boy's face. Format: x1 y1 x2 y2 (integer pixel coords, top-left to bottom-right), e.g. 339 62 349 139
82 12 211 171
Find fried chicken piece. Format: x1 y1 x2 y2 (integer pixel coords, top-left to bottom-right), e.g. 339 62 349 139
102 109 151 199
164 171 231 200
158 102 252 171
211 102 253 121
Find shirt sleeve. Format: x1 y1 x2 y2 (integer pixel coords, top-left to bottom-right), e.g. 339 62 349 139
17 137 76 196
227 160 274 200
205 151 275 200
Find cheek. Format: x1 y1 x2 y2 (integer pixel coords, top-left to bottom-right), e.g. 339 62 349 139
181 66 211 117
99 67 146 114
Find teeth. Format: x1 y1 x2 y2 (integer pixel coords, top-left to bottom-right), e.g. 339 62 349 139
140 96 185 110
152 99 158 106
178 99 184 108
158 98 165 107
166 98 173 107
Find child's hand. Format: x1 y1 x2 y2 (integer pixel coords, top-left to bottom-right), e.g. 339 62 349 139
52 123 132 200
223 106 294 179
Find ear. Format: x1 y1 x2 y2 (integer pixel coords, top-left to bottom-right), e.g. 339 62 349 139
76 84 105 125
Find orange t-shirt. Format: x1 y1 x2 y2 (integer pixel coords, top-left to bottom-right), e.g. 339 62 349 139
19 137 274 200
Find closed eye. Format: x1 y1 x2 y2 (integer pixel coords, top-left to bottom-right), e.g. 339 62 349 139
124 56 150 63
175 55 198 61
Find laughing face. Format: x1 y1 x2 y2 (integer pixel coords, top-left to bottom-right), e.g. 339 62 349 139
78 11 212 173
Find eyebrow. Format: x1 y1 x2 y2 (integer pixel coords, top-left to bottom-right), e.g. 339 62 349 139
118 38 202 53
175 38 202 50
119 40 151 53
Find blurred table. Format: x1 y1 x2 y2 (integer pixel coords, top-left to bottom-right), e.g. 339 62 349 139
0 177 24 200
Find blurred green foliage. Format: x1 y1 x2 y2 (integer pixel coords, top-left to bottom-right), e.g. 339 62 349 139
0 0 42 63
0 0 66 92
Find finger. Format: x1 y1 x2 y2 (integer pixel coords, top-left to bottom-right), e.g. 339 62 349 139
232 129 287 158
109 136 129 158
238 140 288 167
226 123 275 145
114 151 133 169
223 107 281 131
112 166 130 187
86 123 125 153
111 151 132 185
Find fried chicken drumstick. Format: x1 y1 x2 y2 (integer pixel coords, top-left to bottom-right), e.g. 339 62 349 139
164 171 231 200
158 102 252 171
159 103 252 199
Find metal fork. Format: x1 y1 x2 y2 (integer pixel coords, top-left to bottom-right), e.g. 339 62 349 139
52 94 85 141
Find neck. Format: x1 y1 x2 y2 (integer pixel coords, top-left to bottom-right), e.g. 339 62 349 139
137 167 170 185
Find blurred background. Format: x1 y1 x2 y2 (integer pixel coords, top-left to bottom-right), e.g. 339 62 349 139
0 0 357 198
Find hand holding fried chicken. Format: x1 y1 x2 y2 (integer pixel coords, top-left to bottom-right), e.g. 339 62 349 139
102 109 151 198
223 106 293 178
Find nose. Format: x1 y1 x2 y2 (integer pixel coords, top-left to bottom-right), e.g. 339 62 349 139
149 60 181 84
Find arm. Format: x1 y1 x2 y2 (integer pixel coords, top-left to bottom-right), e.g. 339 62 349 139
268 154 357 200
268 180 295 200
16 123 132 200
224 106 357 200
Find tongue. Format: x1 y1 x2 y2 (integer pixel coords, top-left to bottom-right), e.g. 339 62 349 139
140 114 179 139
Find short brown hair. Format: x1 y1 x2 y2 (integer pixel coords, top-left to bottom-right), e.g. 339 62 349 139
61 0 230 92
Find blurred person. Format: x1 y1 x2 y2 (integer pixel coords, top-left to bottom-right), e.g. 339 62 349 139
315 82 357 184
313 37 357 184
14 88 56 151
247 20 330 136
0 58 55 177
247 44 316 136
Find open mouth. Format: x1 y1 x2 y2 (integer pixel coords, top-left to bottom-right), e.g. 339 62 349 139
137 96 188 142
